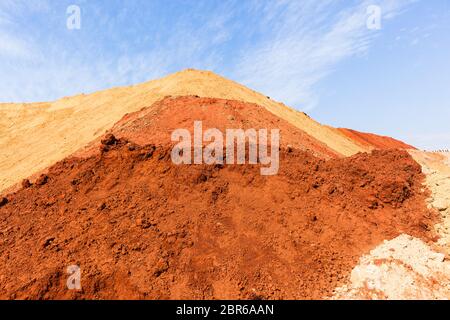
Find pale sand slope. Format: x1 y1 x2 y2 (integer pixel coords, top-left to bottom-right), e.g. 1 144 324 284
0 69 368 193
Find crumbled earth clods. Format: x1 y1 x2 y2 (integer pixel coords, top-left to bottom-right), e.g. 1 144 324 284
0 137 437 300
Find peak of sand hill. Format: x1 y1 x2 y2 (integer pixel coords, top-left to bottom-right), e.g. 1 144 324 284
0 69 413 194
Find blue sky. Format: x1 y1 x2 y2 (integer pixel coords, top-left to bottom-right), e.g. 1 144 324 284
0 0 449 149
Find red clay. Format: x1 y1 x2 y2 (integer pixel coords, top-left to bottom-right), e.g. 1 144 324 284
339 128 416 150
76 96 340 160
0 135 436 299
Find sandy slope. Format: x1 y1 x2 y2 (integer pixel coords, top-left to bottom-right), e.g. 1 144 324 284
0 69 368 193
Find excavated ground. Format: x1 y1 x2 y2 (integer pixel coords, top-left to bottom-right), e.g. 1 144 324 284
0 134 437 299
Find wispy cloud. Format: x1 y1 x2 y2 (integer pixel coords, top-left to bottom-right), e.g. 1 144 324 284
0 0 415 105
234 0 416 110
0 1 238 102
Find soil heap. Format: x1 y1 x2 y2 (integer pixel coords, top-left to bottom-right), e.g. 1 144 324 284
0 97 435 300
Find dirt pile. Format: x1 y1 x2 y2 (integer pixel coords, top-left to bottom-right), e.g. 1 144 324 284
76 96 339 160
0 131 435 299
339 128 415 150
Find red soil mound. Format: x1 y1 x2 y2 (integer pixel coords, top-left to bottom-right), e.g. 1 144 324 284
0 136 436 299
77 96 340 160
339 128 416 150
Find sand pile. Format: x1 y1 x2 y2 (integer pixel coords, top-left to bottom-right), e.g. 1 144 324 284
1 69 411 194
0 98 436 299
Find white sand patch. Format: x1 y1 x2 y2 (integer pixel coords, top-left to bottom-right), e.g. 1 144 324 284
332 234 450 300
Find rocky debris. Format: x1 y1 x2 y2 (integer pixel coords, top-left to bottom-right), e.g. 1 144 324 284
333 234 450 300
35 174 48 186
21 179 31 189
135 217 155 229
42 237 56 249
127 142 139 151
99 134 124 153
0 197 8 208
286 145 293 153
137 145 156 160
101 134 118 146
153 258 169 277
